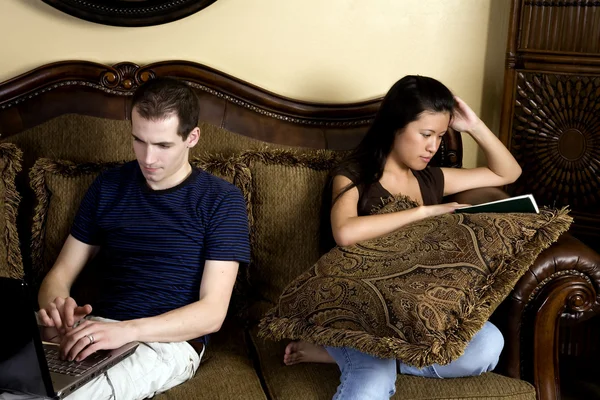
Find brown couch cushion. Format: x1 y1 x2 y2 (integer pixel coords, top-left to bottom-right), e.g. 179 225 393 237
3 114 295 172
3 115 134 175
239 149 342 319
156 322 267 400
0 143 23 279
194 121 297 157
259 196 572 367
29 159 121 285
249 327 535 400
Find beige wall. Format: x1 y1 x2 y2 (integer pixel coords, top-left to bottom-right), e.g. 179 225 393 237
0 0 510 167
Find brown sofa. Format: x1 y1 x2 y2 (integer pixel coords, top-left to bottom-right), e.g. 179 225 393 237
0 61 599 400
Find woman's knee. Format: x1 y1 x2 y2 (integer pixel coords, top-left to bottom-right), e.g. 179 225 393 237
433 322 504 378
327 346 397 399
458 322 504 374
476 322 504 369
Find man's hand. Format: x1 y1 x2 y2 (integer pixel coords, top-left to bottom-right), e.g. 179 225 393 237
60 319 136 361
38 297 92 337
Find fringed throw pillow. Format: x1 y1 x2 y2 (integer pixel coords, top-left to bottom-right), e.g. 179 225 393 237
237 148 342 320
0 143 23 279
259 196 572 368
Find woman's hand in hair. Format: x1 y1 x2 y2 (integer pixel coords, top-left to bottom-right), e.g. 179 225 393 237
441 97 522 196
449 96 484 134
421 202 470 218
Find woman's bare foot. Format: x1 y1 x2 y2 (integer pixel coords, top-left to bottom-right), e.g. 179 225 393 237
283 340 335 365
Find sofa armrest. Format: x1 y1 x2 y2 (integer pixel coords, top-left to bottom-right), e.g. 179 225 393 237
503 234 600 399
494 234 600 400
448 187 600 400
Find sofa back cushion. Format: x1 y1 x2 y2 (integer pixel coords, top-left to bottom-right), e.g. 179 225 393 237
241 149 341 317
5 115 134 168
0 143 23 279
29 160 122 284
3 114 285 168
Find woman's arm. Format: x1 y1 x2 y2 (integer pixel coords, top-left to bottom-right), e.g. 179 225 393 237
441 96 522 196
331 175 466 247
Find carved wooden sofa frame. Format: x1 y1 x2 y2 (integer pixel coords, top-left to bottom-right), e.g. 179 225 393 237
0 61 598 400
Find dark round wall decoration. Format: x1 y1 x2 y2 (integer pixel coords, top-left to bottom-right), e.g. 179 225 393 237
42 0 218 27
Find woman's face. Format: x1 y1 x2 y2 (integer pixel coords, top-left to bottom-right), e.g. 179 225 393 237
390 111 451 170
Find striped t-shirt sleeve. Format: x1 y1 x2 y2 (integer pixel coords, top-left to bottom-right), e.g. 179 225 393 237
204 189 251 264
71 174 103 245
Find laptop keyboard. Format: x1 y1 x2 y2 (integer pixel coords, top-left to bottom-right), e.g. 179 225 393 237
44 346 110 376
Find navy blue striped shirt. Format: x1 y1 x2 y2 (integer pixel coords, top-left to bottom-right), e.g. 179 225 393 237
71 161 251 324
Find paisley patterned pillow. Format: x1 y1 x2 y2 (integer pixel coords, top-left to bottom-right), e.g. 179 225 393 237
259 196 572 367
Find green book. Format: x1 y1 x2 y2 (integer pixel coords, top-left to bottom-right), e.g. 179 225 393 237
456 194 539 214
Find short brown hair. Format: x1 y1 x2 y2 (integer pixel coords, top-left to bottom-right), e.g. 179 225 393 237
131 77 200 140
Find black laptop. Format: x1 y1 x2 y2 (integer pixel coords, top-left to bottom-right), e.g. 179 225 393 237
0 277 138 399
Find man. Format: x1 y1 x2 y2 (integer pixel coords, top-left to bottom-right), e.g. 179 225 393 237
36 77 251 399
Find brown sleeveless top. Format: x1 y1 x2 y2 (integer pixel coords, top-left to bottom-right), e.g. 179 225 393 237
336 167 445 216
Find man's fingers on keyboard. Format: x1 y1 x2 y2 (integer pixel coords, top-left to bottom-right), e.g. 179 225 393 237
64 333 95 361
63 297 79 328
37 309 55 327
75 342 101 362
49 305 66 334
73 304 93 324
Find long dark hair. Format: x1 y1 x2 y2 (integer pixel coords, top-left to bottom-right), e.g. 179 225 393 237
335 75 455 207
319 75 455 252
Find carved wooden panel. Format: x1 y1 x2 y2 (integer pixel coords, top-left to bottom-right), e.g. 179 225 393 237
508 71 600 247
519 1 600 53
509 72 600 208
501 2 600 395
502 0 600 254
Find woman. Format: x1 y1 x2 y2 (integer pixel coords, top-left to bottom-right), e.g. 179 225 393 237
283 75 522 399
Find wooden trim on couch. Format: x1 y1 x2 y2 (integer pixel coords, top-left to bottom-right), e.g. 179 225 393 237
0 60 462 167
498 230 600 400
530 275 598 400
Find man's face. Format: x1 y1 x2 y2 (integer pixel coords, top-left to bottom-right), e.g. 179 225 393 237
131 107 199 190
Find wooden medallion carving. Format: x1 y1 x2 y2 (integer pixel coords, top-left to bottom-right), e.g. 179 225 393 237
558 129 586 161
100 63 156 92
510 72 600 210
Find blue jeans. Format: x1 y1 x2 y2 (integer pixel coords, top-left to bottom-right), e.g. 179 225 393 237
325 321 504 400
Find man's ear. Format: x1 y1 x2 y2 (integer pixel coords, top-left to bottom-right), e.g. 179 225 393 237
187 127 200 148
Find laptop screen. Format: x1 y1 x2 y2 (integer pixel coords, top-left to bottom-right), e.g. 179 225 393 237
0 278 53 397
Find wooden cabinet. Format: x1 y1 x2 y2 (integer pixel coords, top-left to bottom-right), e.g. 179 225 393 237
500 0 600 252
